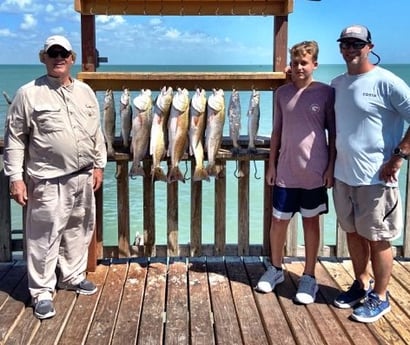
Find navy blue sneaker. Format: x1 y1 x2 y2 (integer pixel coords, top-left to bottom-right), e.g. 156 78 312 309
34 299 56 320
351 291 391 323
334 279 373 309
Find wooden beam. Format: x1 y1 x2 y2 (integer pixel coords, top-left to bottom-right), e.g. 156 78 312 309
77 71 286 91
75 0 294 16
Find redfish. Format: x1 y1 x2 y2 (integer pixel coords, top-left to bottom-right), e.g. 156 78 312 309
167 88 190 183
130 89 153 177
150 86 173 182
189 88 209 182
205 89 225 178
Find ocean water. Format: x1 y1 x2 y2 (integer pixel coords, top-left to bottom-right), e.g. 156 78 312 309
1 64 409 246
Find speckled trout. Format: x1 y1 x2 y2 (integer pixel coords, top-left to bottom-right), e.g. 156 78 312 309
247 89 260 153
228 89 241 154
103 89 116 157
119 88 132 150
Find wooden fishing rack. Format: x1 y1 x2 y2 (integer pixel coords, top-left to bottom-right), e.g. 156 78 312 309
74 0 294 269
74 0 292 89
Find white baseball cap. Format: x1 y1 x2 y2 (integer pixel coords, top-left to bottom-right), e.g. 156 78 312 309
43 35 72 52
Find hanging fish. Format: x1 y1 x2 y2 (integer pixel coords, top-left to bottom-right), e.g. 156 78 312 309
150 86 173 182
167 88 190 183
189 88 209 182
247 89 260 153
205 88 225 178
228 89 242 154
103 89 116 157
120 88 132 150
129 89 153 177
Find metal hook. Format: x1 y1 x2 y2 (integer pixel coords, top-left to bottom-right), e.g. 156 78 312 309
184 161 190 181
89 7 94 15
253 160 261 179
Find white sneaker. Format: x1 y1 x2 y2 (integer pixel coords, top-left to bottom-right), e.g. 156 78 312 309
294 275 318 304
256 265 285 293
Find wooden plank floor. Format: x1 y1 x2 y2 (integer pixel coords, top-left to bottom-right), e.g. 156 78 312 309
0 256 409 345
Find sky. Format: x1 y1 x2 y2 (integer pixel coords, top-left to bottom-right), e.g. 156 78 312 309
0 0 409 65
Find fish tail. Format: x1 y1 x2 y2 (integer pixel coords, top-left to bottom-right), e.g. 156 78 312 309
151 166 168 182
193 167 210 182
129 163 145 177
206 163 219 177
167 167 185 183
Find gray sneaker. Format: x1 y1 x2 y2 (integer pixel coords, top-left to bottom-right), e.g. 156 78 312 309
58 279 98 295
34 299 56 320
294 275 318 304
256 265 285 293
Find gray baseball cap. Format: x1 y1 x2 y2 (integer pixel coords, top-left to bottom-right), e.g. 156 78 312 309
337 25 372 43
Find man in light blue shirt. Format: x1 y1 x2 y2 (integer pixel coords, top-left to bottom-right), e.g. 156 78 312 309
331 24 410 323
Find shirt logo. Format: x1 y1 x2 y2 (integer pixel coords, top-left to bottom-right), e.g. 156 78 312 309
363 92 377 97
310 103 320 113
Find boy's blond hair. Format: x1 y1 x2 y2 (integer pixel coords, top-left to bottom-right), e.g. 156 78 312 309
289 41 319 62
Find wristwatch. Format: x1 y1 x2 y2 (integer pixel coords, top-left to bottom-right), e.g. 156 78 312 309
393 147 409 160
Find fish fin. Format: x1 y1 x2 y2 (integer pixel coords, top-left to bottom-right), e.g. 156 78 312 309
151 167 168 182
193 167 210 182
129 164 145 177
167 167 185 183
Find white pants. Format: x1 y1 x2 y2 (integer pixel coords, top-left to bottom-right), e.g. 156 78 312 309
26 169 95 301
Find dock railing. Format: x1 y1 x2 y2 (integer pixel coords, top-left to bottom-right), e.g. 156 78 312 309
1 138 410 266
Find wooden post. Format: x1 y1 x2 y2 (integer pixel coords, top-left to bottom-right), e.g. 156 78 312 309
81 14 99 271
0 151 12 262
81 14 97 72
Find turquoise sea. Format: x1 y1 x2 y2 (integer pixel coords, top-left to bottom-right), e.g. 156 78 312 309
1 64 409 246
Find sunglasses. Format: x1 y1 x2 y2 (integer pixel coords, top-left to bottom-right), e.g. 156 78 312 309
47 49 71 58
339 41 368 50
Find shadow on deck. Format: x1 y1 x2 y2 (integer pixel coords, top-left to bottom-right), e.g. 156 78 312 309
0 256 410 345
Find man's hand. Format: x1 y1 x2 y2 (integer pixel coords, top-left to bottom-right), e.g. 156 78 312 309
9 180 28 206
93 168 104 191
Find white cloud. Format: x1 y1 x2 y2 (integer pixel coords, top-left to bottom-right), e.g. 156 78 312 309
20 13 36 30
0 28 16 37
165 28 181 39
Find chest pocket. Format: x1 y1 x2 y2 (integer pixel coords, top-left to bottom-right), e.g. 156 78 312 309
33 104 65 133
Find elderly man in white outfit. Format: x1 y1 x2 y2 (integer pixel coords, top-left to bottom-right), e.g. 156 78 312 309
4 35 107 319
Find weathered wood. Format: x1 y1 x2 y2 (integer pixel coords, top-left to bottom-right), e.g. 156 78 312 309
111 259 148 345
244 256 297 345
207 257 243 344
214 165 226 255
167 179 179 256
275 260 324 345
76 72 287 92
85 262 128 345
1 258 410 344
137 258 167 344
0 152 11 262
188 257 215 345
143 160 156 256
58 264 109 345
164 258 189 344
225 256 269 345
286 262 353 345
117 160 131 257
190 174 202 256
0 273 30 343
238 160 250 256
30 290 77 345
74 0 294 16
80 14 97 72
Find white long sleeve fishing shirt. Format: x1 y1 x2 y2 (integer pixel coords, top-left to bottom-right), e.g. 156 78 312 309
4 75 107 182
